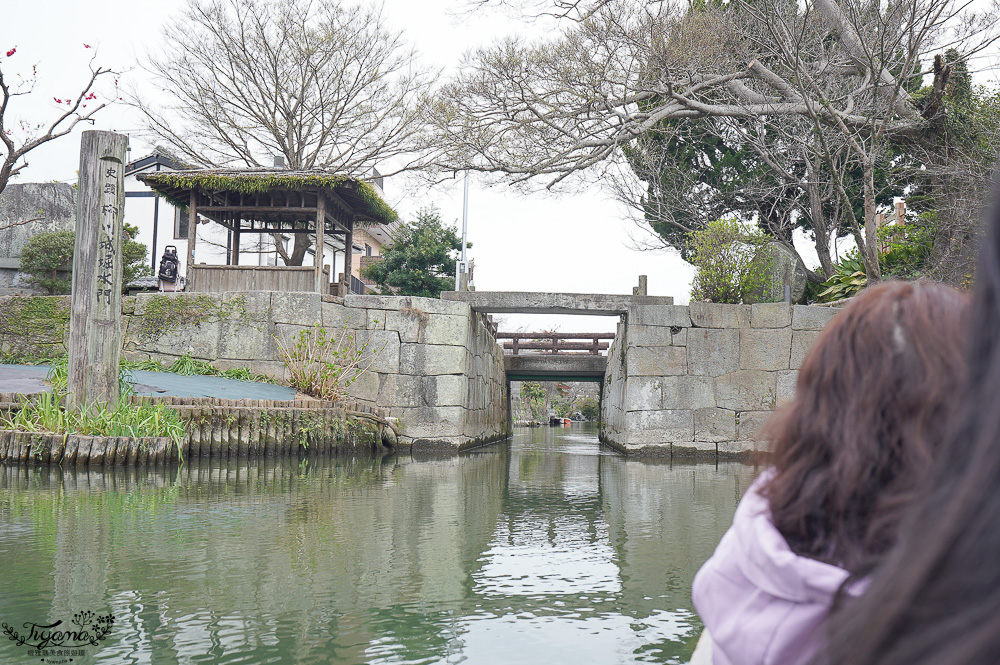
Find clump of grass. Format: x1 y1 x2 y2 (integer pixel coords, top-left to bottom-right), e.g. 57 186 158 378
3 391 185 444
167 354 213 376
122 358 167 372
43 354 275 386
163 354 275 383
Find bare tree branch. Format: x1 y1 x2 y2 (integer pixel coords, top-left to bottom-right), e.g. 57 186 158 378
132 0 437 264
0 47 117 197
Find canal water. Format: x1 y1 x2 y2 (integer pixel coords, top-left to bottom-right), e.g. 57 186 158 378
0 425 758 665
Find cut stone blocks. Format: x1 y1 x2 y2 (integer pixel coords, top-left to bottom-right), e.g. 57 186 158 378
628 304 692 328
222 291 272 321
776 370 798 405
715 370 778 411
671 440 719 457
750 302 792 328
626 377 663 411
345 294 470 317
399 343 466 376
661 375 715 410
347 370 379 403
687 329 739 376
366 309 387 330
625 409 694 442
627 442 673 456
694 407 737 442
148 319 221 359
736 410 773 441
719 439 759 457
321 302 364 330
218 320 274 361
394 406 466 438
739 328 792 371
421 314 470 346
628 346 687 376
690 302 750 328
627 324 675 348
428 375 468 407
271 292 322 325
792 305 841 330
790 330 822 369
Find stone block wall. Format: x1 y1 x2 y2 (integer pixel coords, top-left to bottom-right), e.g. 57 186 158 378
600 302 841 458
0 292 508 451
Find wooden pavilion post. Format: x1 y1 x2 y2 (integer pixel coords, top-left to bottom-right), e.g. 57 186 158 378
186 190 198 289
341 216 354 295
67 130 128 412
315 193 326 293
232 214 241 265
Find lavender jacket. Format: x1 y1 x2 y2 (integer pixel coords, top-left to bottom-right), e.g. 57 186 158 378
691 471 849 665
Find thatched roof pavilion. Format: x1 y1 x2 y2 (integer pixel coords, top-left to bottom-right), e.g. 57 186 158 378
137 168 397 295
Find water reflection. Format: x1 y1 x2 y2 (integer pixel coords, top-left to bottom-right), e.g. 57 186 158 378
0 425 757 664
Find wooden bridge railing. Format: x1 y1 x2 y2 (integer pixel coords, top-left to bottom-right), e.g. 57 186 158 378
497 332 616 356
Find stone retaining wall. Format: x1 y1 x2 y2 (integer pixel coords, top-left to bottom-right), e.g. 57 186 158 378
600 302 841 458
0 292 509 452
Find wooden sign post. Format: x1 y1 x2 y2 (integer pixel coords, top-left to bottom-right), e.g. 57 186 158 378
67 130 128 412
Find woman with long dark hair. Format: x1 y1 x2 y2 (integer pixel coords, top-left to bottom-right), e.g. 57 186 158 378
690 281 968 665
822 223 1000 665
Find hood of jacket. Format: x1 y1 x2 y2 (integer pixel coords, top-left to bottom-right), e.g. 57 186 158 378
691 470 849 665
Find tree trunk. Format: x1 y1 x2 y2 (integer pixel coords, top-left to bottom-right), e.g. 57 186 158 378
806 178 836 279
272 233 312 266
862 161 882 282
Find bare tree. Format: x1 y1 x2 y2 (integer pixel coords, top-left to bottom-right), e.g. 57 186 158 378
134 0 436 264
0 46 116 204
432 0 1000 279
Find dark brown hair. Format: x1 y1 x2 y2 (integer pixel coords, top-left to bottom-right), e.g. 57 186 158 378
822 196 1000 665
762 280 968 574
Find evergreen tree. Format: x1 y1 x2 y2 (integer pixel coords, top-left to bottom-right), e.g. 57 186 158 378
361 208 469 298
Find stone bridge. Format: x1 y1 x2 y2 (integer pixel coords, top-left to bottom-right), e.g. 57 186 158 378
443 291 841 457
0 289 841 457
442 290 667 384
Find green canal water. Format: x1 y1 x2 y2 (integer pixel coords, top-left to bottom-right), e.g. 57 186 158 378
0 424 757 665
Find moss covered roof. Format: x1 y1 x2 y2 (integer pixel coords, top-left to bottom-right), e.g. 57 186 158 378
136 168 397 225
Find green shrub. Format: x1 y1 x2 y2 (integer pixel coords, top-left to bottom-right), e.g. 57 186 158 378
361 207 468 297
18 226 152 295
817 256 867 302
878 216 935 279
19 230 75 294
687 219 773 304
122 223 154 286
817 216 935 303
519 381 547 421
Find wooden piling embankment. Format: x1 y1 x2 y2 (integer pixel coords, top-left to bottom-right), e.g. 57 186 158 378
0 394 393 466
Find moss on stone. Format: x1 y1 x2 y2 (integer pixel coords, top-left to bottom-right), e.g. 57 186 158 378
132 294 251 343
0 296 71 359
